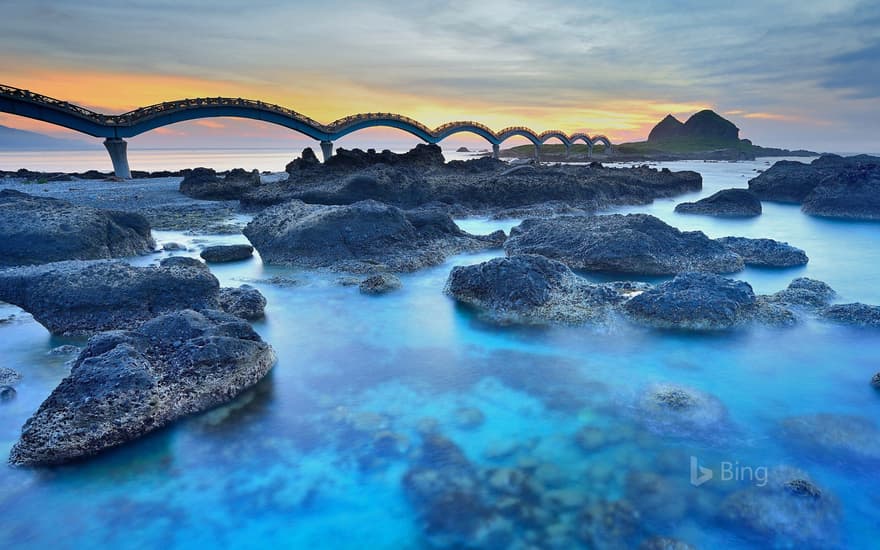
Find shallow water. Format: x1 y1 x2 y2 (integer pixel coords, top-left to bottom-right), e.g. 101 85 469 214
2 157 880 549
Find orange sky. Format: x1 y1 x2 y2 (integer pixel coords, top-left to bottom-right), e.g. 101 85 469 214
0 67 715 146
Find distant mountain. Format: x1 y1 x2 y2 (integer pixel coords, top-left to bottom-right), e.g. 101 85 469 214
0 124 93 150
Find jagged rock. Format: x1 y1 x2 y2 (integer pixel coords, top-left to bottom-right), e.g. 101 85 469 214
324 144 446 170
820 303 880 327
749 155 880 219
0 260 220 335
285 147 321 173
243 200 503 272
8 309 276 465
179 167 260 200
47 345 81 356
716 236 808 267
778 413 880 465
762 277 835 308
0 189 155 267
218 285 266 320
505 214 743 275
623 273 756 330
200 244 254 263
719 466 839 547
675 188 762 217
636 382 728 436
445 254 648 325
358 273 402 295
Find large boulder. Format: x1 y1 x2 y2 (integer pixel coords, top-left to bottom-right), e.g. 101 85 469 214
505 214 744 275
359 273 402 295
762 278 835 309
623 272 756 330
179 167 260 200
243 200 503 272
749 155 880 219
8 309 276 465
0 189 155 267
285 147 321 173
674 189 762 217
0 260 261 335
444 254 646 324
200 244 254 263
218 285 267 320
716 236 808 267
820 303 880 327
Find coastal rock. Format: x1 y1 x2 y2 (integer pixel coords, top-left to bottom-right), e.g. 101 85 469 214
778 413 880 465
763 277 835 309
0 385 15 402
674 189 762 217
719 466 839 547
0 189 155 267
217 285 266 320
159 256 208 270
0 260 220 335
820 303 880 327
716 236 808 267
285 148 321 173
8 309 276 465
179 167 261 200
0 367 22 386
871 373 880 390
243 200 502 272
242 149 703 214
623 273 756 330
324 144 445 171
505 214 743 275
749 155 880 219
200 244 254 263
358 273 402 295
636 382 728 436
444 255 647 325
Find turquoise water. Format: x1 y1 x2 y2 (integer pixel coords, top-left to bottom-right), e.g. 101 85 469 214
2 158 880 548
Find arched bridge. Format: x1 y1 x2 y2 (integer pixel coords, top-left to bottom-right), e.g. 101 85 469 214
0 84 614 178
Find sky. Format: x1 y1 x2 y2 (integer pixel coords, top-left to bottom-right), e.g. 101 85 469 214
0 0 878 152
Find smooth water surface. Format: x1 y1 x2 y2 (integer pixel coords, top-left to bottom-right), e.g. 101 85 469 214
1 157 879 549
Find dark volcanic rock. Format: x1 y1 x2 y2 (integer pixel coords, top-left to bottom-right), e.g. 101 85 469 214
505 214 744 275
750 155 880 219
444 254 647 324
675 189 762 217
243 200 503 272
623 272 756 330
636 382 728 435
820 303 880 327
871 373 880 390
716 236 808 267
179 167 260 200
324 143 445 171
358 273 402 295
0 367 21 386
159 256 208 270
8 309 276 465
0 260 220 335
200 244 254 263
719 466 840 547
763 277 835 308
285 148 321 173
241 150 703 215
0 189 155 267
218 285 267 320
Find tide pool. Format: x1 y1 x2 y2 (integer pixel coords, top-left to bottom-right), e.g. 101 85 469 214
1 157 879 549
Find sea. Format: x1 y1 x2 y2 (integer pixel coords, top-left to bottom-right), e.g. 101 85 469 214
1 149 879 549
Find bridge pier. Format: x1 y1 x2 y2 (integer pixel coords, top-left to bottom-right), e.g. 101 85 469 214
320 140 334 162
534 144 541 162
492 144 500 160
565 144 571 159
103 138 131 179
587 143 594 159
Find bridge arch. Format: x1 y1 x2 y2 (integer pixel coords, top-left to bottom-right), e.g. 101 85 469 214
327 114 434 143
432 121 499 145
538 130 571 147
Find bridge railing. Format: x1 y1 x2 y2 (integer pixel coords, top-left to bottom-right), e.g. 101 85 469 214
0 84 106 121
